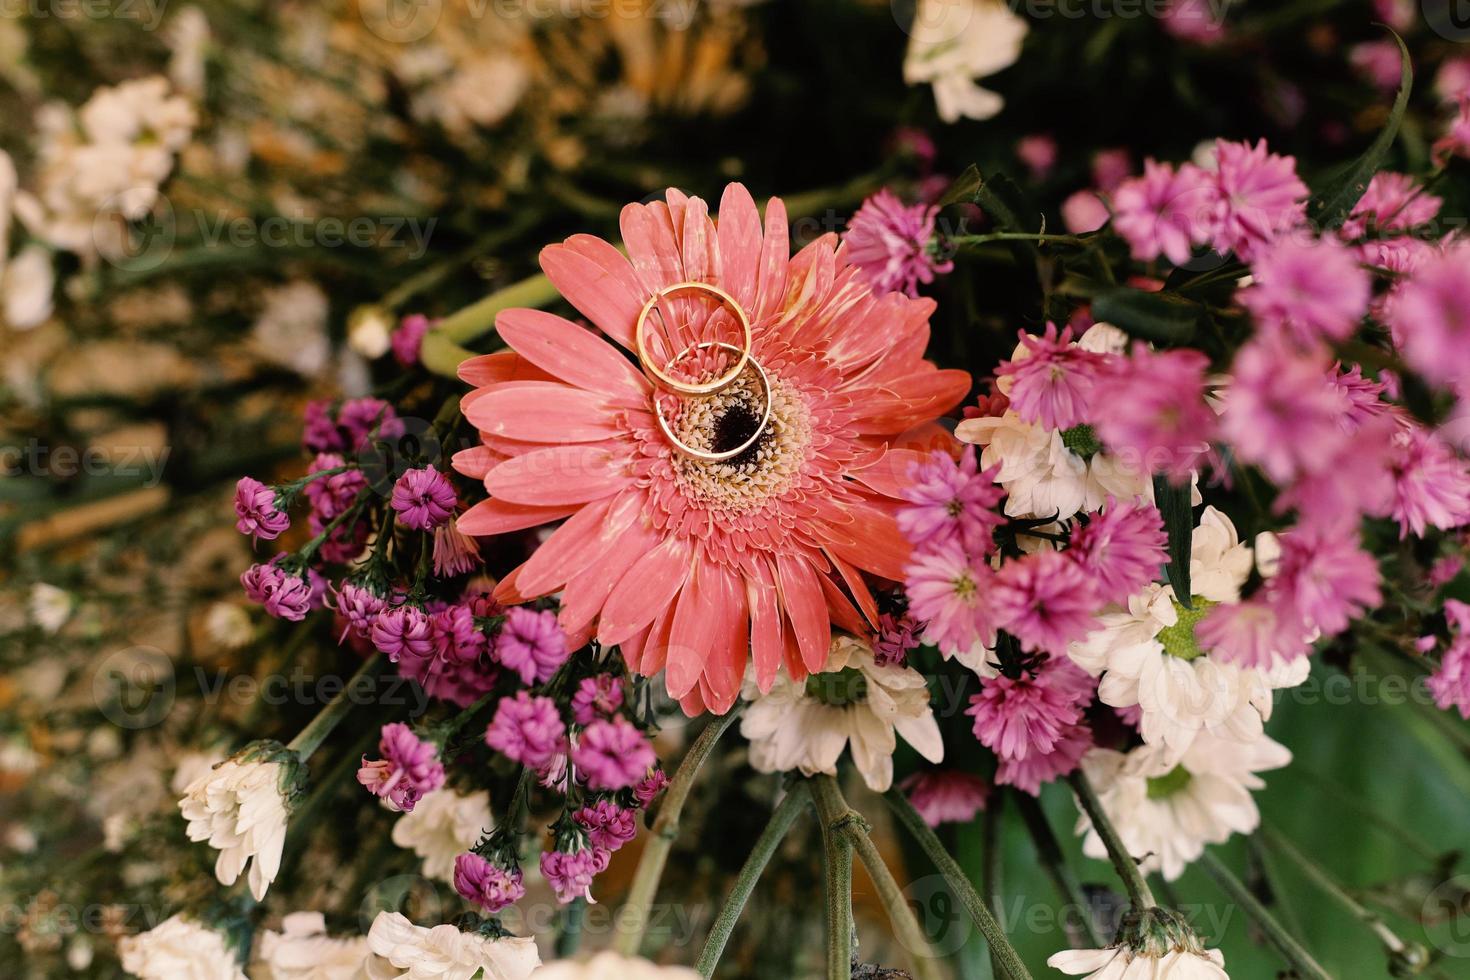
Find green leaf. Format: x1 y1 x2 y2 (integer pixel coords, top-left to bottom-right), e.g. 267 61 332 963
1152 475 1194 608
940 165 1037 236
1306 30 1413 228
1091 287 1204 344
937 164 983 208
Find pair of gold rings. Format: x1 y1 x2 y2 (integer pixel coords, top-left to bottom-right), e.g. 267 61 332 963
634 282 772 462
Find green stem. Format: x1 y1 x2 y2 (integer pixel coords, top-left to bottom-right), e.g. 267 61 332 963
952 232 1088 247
884 790 1033 980
1015 792 1103 947
285 654 386 760
555 899 586 958
1068 772 1156 910
696 784 810 978
811 778 855 980
614 709 742 956
420 273 561 377
811 776 944 980
1199 851 1332 980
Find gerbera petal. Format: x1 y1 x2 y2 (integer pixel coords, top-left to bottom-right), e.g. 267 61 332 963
496 308 649 403
466 383 627 443
558 517 662 634
702 563 748 713
753 196 790 322
484 445 632 505
816 500 911 582
716 183 763 312
450 445 501 481
747 559 784 693
597 534 696 645
539 241 644 351
515 493 624 597
457 498 576 537
667 562 717 699
457 350 556 387
828 552 880 629
776 554 831 674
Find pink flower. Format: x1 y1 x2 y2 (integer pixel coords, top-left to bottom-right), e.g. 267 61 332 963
633 769 669 807
572 718 655 791
241 557 312 621
1196 596 1309 670
1350 41 1405 90
966 656 1093 760
484 692 566 769
453 854 525 914
1430 604 1470 719
1272 529 1380 637
1433 100 1470 166
391 467 457 531
371 604 435 662
234 478 289 541
1092 149 1132 194
994 723 1092 796
991 552 1098 655
332 582 386 641
432 517 482 577
1390 424 1470 538
1343 172 1442 242
905 540 994 656
1162 0 1227 43
1241 236 1370 346
1274 419 1396 531
996 324 1113 431
1389 246 1470 389
573 800 638 852
303 454 367 522
540 847 609 905
1221 340 1350 484
874 611 920 667
356 723 444 812
901 770 990 827
1094 345 1214 482
570 675 623 726
407 604 498 707
392 314 433 367
1061 190 1109 234
1069 499 1167 606
1209 139 1308 260
844 188 952 297
495 606 569 685
1436 57 1470 103
1111 160 1213 265
305 398 405 454
1016 134 1058 181
897 446 1005 555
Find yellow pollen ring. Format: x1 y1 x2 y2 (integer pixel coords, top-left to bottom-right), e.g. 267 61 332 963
654 341 773 463
635 281 752 396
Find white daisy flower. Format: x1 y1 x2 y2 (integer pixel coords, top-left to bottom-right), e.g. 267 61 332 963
530 951 699 978
204 602 254 650
1068 507 1309 756
117 914 245 980
740 635 944 792
1075 729 1291 882
252 911 369 980
363 912 539 980
903 0 1028 123
178 743 301 900
390 788 491 882
1049 906 1229 979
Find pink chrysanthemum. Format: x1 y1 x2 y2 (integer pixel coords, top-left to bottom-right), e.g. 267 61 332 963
1069 499 1168 606
303 453 367 521
1342 172 1441 246
453 853 525 914
234 477 289 541
391 467 457 531
1111 160 1213 265
571 718 655 791
495 606 568 686
995 324 1113 432
432 516 482 577
541 847 609 905
372 604 435 662
843 188 953 297
332 581 386 641
1197 596 1311 670
896 446 1005 555
966 656 1093 760
1241 236 1370 346
1434 100 1470 166
904 539 994 656
994 722 1092 796
356 722 445 813
1389 424 1470 539
1429 602 1470 720
573 800 638 852
1274 415 1397 531
1221 340 1351 484
901 770 990 827
633 769 669 807
1389 246 1470 390
241 556 313 622
393 314 434 367
1208 139 1308 260
570 675 624 726
1272 529 1381 637
991 552 1099 655
1094 345 1214 482
452 184 969 714
873 611 920 667
484 692 566 769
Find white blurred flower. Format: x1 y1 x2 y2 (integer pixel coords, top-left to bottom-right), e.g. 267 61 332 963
28 582 73 632
430 56 529 133
903 0 1028 122
363 912 539 980
253 912 369 980
2 243 56 329
741 635 943 792
390 788 491 882
530 952 699 978
1075 729 1291 882
204 602 254 650
347 305 393 360
167 7 211 99
251 281 331 377
179 749 296 900
117 914 245 980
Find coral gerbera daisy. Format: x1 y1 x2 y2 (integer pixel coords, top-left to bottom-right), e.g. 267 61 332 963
453 184 969 714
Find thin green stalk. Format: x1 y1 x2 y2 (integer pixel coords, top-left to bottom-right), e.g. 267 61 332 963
952 232 1088 247
982 792 1006 980
696 785 810 977
884 790 1033 980
812 778 855 979
1199 852 1332 980
285 654 386 760
614 709 742 956
555 899 586 958
810 776 943 980
1068 772 1156 910
1015 792 1103 947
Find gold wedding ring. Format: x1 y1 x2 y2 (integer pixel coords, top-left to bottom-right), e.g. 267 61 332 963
635 281 752 396
653 342 773 463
